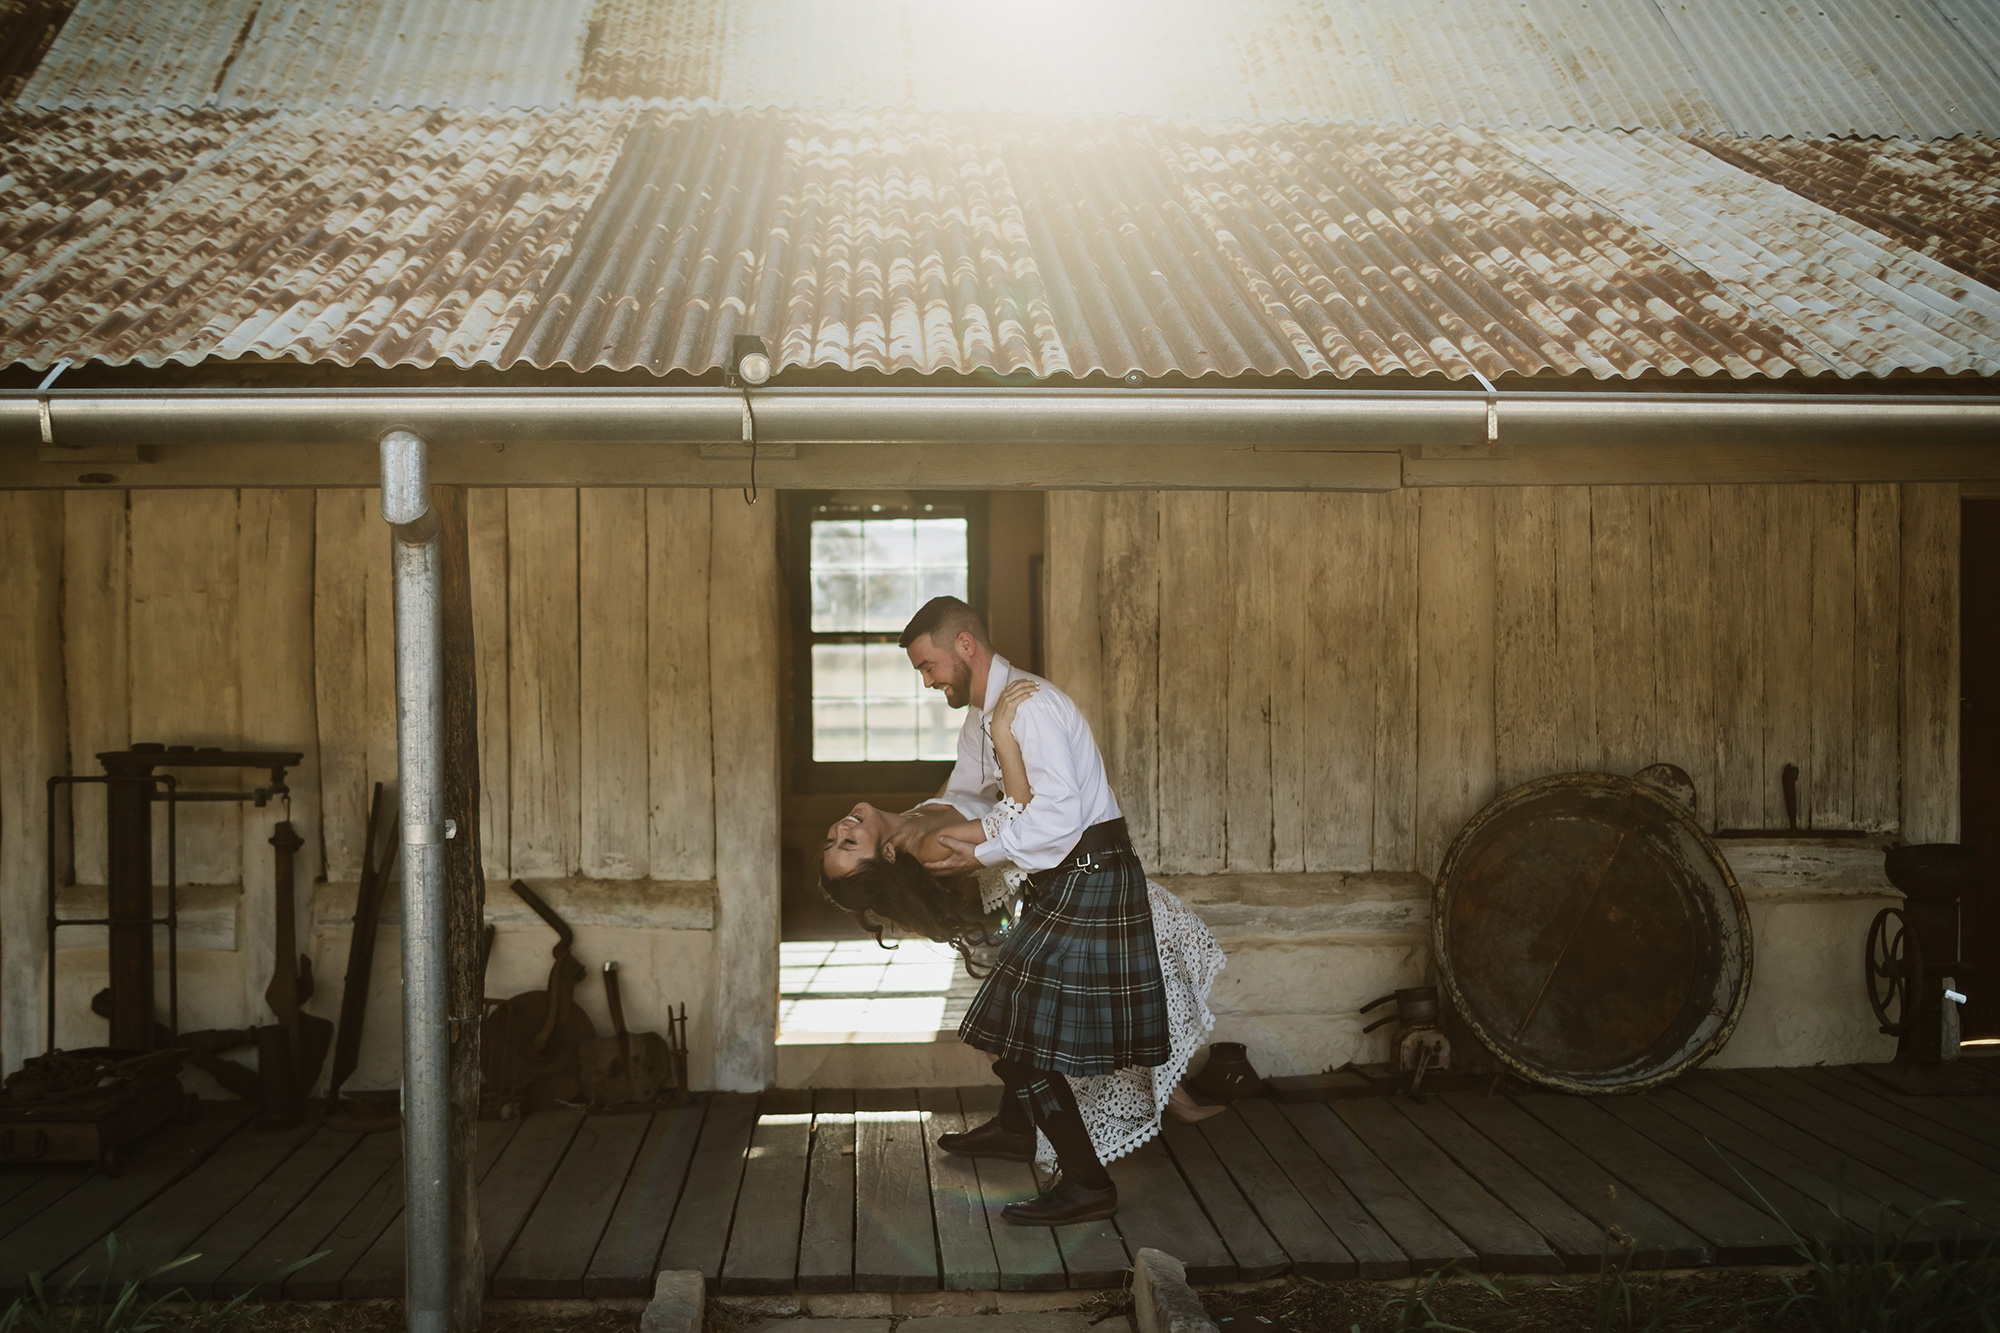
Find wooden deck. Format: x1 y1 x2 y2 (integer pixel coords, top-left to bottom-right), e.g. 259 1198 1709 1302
4 1066 1998 1300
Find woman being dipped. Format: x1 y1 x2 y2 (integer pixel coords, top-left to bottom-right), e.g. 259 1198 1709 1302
820 678 1226 1205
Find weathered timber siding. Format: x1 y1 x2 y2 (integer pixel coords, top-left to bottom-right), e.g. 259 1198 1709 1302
0 487 777 1085
1046 483 1958 876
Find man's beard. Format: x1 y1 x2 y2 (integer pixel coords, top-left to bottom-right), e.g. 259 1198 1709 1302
937 661 971 709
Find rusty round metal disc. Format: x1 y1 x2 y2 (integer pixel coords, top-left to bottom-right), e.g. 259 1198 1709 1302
1433 772 1751 1094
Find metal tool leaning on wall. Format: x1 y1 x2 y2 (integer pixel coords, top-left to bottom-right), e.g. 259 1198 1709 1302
479 879 689 1119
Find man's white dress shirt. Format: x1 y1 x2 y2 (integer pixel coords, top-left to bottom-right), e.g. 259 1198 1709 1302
930 654 1122 873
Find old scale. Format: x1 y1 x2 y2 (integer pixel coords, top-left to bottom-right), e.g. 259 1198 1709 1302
0 745 301 1172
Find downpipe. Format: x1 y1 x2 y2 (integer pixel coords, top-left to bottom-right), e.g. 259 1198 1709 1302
381 430 451 1333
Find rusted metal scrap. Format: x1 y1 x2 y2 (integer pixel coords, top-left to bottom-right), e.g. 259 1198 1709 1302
1433 769 1751 1094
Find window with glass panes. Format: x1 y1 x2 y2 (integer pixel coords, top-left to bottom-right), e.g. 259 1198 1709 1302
792 495 985 789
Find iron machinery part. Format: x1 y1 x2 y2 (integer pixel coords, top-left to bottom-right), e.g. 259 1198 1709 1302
1433 771 1752 1095
1866 906 1921 1038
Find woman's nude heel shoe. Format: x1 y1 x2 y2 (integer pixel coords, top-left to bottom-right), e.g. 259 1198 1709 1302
1168 1083 1226 1123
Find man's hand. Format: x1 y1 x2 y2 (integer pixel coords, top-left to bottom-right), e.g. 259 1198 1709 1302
924 834 981 876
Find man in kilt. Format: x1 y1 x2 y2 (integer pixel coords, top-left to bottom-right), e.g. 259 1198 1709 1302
904 597 1168 1225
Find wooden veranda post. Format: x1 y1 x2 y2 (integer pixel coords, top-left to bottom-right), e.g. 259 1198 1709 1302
435 486 486 1328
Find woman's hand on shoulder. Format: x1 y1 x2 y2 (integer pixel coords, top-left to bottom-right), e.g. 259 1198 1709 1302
992 678 1040 729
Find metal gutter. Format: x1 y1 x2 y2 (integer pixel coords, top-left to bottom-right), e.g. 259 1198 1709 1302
5 386 2000 451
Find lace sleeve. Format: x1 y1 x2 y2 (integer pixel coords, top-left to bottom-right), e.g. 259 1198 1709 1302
977 797 1029 914
980 795 1027 841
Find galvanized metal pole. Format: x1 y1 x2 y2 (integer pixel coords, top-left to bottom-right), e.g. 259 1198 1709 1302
381 430 451 1333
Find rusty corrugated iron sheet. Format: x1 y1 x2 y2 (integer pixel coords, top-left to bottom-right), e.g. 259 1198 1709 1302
498 111 1069 376
16 0 1993 138
1647 0 2000 140
499 111 1816 380
17 0 592 110
0 0 78 101
1350 0 1727 133
2 106 1998 379
1694 136 2000 295
0 108 631 368
1498 128 2000 378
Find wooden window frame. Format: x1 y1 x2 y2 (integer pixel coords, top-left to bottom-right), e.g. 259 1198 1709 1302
787 490 989 795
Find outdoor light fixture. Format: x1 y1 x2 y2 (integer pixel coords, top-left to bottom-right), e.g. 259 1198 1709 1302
731 333 772 386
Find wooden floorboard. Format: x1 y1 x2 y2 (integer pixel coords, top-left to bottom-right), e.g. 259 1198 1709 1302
1109 1136 1234 1283
53 1119 319 1289
1604 1091 1860 1250
583 1101 707 1298
177 1128 363 1298
956 1087 1065 1292
0 1164 59 1214
1159 1117 1288 1281
720 1090 814 1296
0 1102 254 1294
496 1110 652 1298
1442 1092 1709 1268
1389 1097 1605 1272
1809 1068 2000 1174
1283 1101 1476 1274
1510 1092 1798 1264
853 1089 939 1292
798 1089 856 1293
658 1093 758 1283
1198 1107 1354 1278
14 1068 1984 1296
1236 1098 1407 1278
916 1087 1000 1291
253 1129 402 1298
338 1114 526 1299
1706 1071 2000 1234
0 1168 94 1258
1763 1069 2000 1206
1049 1197 1129 1288
1668 1075 1976 1244
1332 1098 1559 1273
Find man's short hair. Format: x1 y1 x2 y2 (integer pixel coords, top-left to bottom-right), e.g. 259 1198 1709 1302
899 596 989 651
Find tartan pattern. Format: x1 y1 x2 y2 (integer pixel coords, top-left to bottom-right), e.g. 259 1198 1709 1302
958 842 1170 1079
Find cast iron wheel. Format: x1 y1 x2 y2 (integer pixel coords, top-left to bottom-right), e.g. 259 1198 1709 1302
1865 906 1921 1037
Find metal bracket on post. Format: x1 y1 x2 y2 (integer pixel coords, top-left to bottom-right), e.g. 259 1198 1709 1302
1419 367 1513 460
380 429 450 1333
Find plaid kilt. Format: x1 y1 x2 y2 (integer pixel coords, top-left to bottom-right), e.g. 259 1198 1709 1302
957 841 1169 1078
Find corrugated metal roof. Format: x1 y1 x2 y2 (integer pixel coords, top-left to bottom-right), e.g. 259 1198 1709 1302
1497 127 2000 377
213 0 595 111
499 111 1070 376
3 107 1998 379
0 107 632 367
1694 136 2000 293
1352 0 1726 133
1647 0 2000 140
14 0 2000 137
17 0 592 110
17 0 262 110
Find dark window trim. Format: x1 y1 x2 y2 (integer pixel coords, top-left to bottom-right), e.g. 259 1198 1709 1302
787 490 989 796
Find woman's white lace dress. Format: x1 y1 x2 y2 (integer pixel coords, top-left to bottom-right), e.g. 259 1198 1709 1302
977 800 1228 1169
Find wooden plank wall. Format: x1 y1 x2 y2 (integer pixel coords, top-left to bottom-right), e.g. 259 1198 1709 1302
1046 484 1953 878
1 488 771 1078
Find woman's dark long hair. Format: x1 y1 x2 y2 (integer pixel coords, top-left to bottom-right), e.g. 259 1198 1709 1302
818 853 996 973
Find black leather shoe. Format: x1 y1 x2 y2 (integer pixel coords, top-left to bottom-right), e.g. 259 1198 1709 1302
1002 1178 1118 1225
937 1117 1035 1161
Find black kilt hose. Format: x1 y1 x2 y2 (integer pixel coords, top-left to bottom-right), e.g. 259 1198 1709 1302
958 820 1170 1085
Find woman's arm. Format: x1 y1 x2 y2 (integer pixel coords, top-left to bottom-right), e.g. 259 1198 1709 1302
989 680 1039 806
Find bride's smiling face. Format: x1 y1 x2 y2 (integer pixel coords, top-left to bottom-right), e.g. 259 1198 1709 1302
823 802 893 879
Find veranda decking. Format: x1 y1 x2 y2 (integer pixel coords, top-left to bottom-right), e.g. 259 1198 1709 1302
3 1066 1998 1302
